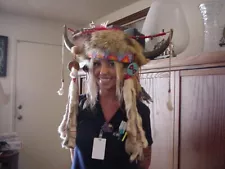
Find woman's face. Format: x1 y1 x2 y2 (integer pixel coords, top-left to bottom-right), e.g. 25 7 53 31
92 59 117 92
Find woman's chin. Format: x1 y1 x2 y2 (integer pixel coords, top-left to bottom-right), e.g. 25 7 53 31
98 83 116 92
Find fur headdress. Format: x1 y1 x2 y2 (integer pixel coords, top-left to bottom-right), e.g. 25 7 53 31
58 23 173 161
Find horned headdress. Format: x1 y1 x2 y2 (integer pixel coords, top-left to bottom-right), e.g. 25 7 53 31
57 23 173 161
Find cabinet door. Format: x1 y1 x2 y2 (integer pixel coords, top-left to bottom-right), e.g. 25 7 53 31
140 71 179 169
180 68 225 169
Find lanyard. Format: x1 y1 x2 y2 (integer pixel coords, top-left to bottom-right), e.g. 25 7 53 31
99 122 113 138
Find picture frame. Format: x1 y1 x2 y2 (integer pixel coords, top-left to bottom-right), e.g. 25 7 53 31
108 7 149 27
0 36 8 77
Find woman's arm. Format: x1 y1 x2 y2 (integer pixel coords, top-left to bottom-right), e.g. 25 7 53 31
137 100 153 169
140 146 152 169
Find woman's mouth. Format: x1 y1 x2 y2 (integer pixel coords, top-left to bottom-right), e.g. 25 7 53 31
99 78 111 83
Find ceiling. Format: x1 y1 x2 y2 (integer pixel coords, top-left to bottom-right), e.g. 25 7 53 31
0 0 140 26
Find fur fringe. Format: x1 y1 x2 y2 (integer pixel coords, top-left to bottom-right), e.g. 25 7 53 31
58 67 79 149
123 78 148 162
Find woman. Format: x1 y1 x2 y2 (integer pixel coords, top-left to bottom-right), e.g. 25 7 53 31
57 24 171 169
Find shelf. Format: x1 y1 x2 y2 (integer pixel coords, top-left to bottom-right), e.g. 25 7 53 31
141 51 225 72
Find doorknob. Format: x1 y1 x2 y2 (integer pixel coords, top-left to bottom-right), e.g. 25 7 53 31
17 105 23 120
17 105 23 110
17 114 23 120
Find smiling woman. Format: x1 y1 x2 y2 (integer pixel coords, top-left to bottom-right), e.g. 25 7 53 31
55 22 171 169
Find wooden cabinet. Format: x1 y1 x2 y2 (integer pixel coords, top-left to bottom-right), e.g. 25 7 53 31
179 68 225 169
139 51 225 169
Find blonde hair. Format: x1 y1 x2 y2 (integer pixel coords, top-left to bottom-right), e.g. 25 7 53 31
85 59 98 109
115 62 123 102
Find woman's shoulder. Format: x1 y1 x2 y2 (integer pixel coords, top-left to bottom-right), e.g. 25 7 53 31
136 99 150 116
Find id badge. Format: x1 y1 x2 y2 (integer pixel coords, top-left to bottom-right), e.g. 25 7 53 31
91 138 106 160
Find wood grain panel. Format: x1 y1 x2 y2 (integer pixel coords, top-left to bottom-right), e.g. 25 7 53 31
140 72 176 169
180 75 225 169
173 71 180 169
181 67 225 76
140 72 169 78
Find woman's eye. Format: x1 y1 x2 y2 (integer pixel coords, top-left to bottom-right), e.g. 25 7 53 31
108 61 115 67
93 61 101 67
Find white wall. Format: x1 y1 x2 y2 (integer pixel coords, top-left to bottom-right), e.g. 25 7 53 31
95 0 225 57
0 12 78 133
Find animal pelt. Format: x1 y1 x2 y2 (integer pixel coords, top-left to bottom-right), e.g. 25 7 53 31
84 30 148 67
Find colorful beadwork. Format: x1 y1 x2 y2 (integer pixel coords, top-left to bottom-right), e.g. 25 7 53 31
126 62 139 76
87 51 134 63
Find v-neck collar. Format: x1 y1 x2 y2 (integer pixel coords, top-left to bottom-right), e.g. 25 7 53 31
95 98 126 124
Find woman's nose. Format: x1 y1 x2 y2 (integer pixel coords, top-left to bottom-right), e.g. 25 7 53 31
100 63 109 74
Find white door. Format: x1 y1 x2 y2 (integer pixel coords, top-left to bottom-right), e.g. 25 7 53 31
15 41 71 169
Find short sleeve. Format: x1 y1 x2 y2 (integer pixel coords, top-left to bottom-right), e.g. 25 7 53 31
137 100 153 146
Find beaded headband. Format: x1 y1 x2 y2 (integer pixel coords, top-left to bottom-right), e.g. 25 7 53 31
87 51 134 63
